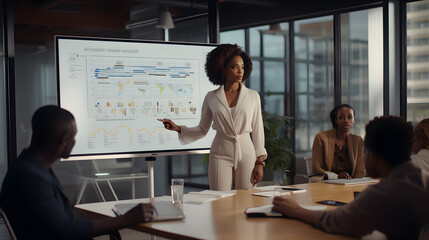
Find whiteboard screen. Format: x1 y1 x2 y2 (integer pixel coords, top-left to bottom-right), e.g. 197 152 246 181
56 36 217 160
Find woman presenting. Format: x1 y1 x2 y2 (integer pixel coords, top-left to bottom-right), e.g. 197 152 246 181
312 104 365 179
158 44 267 191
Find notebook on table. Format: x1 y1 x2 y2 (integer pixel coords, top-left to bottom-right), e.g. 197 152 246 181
115 201 185 222
323 177 379 185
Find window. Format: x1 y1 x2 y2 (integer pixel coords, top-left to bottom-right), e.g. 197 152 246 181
341 8 383 138
407 0 429 123
220 29 245 47
294 16 334 152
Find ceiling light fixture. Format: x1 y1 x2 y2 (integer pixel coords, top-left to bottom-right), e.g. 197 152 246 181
156 6 174 29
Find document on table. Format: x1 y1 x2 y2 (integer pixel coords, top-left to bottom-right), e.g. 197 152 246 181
183 190 236 204
252 186 306 197
115 201 185 222
323 177 379 185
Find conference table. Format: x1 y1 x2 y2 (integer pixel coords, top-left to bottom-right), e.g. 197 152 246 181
75 182 374 240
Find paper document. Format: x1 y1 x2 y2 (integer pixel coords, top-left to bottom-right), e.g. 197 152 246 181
252 187 306 197
323 177 379 185
187 190 236 198
252 191 290 197
182 190 236 204
115 201 185 222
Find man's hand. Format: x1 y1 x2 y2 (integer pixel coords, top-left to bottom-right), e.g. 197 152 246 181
272 196 302 218
123 203 157 225
272 196 324 226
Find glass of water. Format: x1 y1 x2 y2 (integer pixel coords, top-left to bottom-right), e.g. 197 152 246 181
171 178 184 204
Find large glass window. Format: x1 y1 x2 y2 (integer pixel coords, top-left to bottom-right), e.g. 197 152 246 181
260 23 289 116
294 16 334 152
220 29 245 48
341 8 383 137
407 0 429 123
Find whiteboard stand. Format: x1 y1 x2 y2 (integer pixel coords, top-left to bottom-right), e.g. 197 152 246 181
145 156 157 240
145 157 156 199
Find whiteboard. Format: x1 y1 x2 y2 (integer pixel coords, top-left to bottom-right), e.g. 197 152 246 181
56 36 217 160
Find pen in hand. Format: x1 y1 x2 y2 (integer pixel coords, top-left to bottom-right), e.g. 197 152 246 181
112 208 120 217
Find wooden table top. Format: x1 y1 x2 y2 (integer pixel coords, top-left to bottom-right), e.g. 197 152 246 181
76 182 373 240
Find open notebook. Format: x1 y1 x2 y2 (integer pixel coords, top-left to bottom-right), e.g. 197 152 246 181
115 201 185 222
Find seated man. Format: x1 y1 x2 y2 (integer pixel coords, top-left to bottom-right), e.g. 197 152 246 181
412 118 429 172
273 116 429 239
0 105 156 240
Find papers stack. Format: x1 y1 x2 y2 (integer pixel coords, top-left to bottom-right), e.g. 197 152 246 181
183 190 236 204
252 185 306 197
323 177 379 185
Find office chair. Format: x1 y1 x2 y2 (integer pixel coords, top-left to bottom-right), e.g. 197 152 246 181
304 156 313 175
304 156 324 182
75 159 148 204
0 207 17 240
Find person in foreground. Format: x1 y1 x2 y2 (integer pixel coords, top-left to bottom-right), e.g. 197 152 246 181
0 105 156 240
158 44 267 191
273 116 429 239
412 118 429 171
312 104 365 180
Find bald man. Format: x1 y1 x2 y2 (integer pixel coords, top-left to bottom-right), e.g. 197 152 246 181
0 105 156 240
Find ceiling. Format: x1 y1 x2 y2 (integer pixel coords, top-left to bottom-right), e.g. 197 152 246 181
12 0 380 46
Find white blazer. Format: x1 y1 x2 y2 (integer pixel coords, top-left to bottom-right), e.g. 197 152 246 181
179 84 267 169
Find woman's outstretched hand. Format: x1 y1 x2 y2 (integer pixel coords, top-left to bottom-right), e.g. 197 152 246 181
157 118 181 133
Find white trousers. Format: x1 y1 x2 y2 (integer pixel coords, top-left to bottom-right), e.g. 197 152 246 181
208 133 256 191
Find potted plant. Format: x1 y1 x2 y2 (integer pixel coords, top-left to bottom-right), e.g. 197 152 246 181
262 95 294 185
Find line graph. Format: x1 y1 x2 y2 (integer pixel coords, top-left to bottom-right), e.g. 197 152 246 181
88 126 166 148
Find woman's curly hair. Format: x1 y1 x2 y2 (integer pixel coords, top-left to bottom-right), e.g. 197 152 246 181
205 44 252 85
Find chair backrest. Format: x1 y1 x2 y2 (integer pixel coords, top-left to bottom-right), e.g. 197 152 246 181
304 156 313 175
0 207 17 240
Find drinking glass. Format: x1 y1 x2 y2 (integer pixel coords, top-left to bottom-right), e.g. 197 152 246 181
171 178 184 204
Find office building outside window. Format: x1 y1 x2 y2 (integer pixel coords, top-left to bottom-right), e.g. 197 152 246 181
341 8 384 138
294 16 334 152
407 0 429 123
220 7 385 181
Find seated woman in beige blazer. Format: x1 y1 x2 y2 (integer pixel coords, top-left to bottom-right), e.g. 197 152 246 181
158 44 267 191
312 104 365 179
